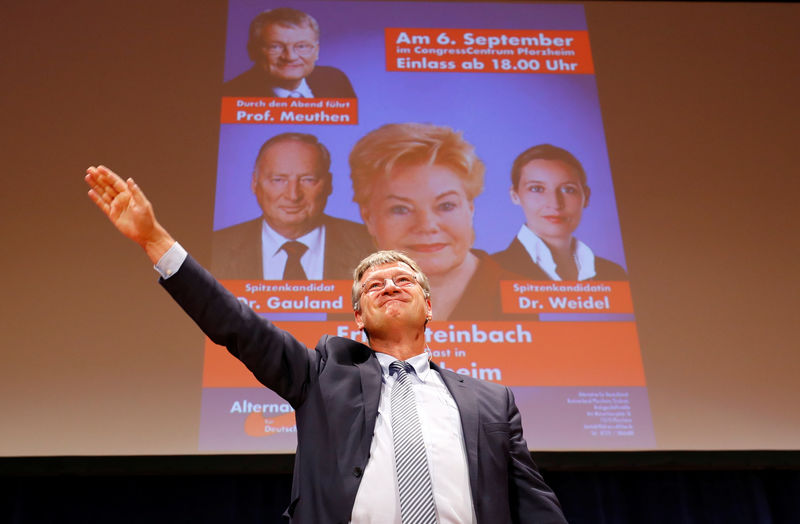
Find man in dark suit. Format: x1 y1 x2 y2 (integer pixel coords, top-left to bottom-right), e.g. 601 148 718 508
85 165 567 523
212 132 373 280
223 7 355 98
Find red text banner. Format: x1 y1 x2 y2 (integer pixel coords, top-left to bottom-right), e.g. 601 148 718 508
385 28 593 74
202 321 645 388
220 279 352 314
220 97 357 124
501 281 634 314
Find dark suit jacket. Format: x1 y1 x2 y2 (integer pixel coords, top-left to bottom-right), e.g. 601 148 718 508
493 237 628 281
211 215 374 280
223 65 356 98
449 249 531 320
161 256 567 524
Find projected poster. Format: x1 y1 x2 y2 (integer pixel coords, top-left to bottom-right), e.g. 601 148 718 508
201 0 655 451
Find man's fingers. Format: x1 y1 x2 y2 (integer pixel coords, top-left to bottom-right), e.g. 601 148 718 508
86 171 113 211
110 174 129 195
86 168 116 199
84 173 98 194
108 191 131 218
86 166 138 208
96 165 121 181
85 170 105 193
127 178 149 207
87 188 109 213
89 166 125 194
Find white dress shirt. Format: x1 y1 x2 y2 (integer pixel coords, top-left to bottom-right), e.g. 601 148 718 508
350 352 476 524
516 224 597 281
260 220 325 280
272 78 314 98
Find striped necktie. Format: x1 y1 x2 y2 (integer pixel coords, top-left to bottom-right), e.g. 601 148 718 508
389 360 437 523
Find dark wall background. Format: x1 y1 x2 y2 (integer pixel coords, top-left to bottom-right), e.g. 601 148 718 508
3 454 800 523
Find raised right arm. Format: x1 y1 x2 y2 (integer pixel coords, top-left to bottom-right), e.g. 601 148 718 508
161 254 317 407
85 166 317 405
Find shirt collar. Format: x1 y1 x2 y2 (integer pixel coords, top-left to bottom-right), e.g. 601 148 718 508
261 218 324 257
375 350 432 383
272 78 314 98
516 225 597 280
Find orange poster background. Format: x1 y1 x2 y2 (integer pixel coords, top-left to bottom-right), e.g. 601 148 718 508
501 281 634 314
244 411 297 437
220 97 357 124
385 28 594 74
202 321 644 388
220 280 352 314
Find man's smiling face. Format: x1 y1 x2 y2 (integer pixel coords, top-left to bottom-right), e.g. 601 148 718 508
354 262 432 338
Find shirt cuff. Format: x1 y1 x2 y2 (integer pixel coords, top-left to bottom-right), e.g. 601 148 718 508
153 241 188 279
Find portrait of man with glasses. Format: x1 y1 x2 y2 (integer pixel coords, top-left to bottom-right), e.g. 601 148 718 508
223 7 356 98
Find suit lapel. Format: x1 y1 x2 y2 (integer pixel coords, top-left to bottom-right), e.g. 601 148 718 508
431 363 480 504
321 215 354 280
321 215 340 279
509 238 551 279
357 352 382 452
250 219 263 278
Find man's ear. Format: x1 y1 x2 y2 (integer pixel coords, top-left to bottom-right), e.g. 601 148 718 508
583 185 591 208
251 171 259 195
510 187 521 205
354 309 364 330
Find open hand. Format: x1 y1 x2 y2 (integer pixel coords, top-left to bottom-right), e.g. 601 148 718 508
85 165 175 262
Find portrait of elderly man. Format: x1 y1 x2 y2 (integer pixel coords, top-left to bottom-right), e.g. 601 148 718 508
211 132 373 280
223 7 356 98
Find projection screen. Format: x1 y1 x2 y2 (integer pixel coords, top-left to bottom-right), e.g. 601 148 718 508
1 0 798 457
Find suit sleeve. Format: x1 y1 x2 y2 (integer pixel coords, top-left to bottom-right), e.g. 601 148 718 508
307 66 356 98
159 255 318 407
505 387 568 524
